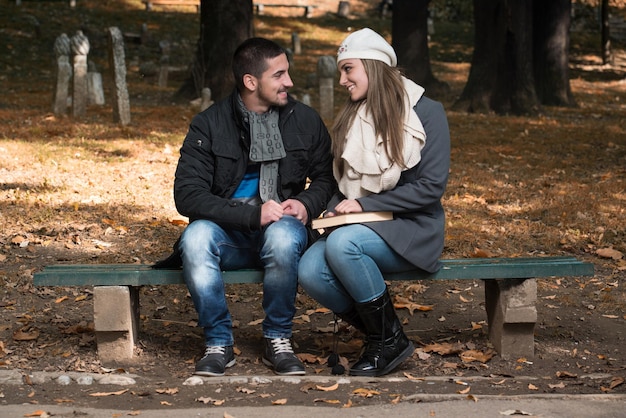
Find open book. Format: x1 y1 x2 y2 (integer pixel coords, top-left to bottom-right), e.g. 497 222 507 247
311 211 393 230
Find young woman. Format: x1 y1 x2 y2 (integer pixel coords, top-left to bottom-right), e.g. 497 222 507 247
298 28 451 377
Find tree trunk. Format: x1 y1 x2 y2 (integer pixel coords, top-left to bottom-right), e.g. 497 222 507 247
452 0 502 113
601 0 611 65
392 0 449 98
174 0 253 102
454 0 538 115
533 0 575 107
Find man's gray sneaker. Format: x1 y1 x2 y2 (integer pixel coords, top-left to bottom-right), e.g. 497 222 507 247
262 337 305 375
194 345 235 376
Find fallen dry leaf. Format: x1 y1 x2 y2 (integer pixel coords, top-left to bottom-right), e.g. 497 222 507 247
155 387 179 395
316 382 339 391
471 321 483 330
236 386 256 394
472 248 495 258
297 352 320 364
313 398 341 404
23 411 49 417
353 388 380 397
609 376 625 389
595 247 623 260
460 349 494 363
13 327 39 341
405 283 429 294
556 371 577 379
393 295 434 315
271 398 287 405
422 341 464 355
89 389 128 397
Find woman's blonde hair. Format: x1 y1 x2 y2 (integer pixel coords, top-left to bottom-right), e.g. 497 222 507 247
332 59 408 176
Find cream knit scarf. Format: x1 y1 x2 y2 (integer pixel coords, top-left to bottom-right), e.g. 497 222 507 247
335 77 426 199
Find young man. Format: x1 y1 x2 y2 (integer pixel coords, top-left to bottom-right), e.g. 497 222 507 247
167 38 335 376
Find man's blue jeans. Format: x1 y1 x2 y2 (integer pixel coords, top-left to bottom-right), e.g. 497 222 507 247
298 224 414 313
179 216 307 347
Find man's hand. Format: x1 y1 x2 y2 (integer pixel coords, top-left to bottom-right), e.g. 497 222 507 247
260 200 285 226
281 199 308 225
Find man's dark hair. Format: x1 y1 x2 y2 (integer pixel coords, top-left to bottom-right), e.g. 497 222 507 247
232 37 286 91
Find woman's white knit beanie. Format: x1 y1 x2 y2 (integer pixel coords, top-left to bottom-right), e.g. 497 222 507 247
336 28 397 67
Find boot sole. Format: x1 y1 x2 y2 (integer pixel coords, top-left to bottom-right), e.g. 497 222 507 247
349 341 415 377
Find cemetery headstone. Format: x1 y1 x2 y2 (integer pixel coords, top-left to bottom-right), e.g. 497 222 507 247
158 41 171 88
200 88 213 111
71 30 89 118
317 56 336 122
88 61 105 106
291 33 301 55
107 26 131 126
53 33 72 116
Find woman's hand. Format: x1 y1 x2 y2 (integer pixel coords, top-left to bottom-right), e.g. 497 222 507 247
334 199 363 214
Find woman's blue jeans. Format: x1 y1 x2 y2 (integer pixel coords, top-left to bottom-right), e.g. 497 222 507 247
179 216 307 347
298 224 414 313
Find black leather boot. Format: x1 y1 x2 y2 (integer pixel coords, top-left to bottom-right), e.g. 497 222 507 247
336 306 366 334
349 289 414 377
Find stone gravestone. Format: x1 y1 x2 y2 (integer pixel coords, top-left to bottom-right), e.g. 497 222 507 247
317 56 336 122
200 87 213 111
301 93 311 107
52 33 71 116
291 32 301 55
158 41 170 88
337 1 350 18
71 30 89 118
107 27 131 126
88 61 105 106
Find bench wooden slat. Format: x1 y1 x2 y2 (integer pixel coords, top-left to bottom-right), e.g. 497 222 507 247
33 257 594 287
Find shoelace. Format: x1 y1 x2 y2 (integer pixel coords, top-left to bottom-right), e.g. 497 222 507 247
203 346 226 357
269 338 294 354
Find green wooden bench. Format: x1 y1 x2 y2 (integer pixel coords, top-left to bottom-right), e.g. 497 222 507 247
33 256 594 364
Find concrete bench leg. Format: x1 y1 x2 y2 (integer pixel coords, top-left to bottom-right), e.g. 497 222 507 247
484 278 537 360
93 286 140 363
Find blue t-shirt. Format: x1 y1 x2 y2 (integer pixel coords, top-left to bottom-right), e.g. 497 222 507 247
232 163 262 206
